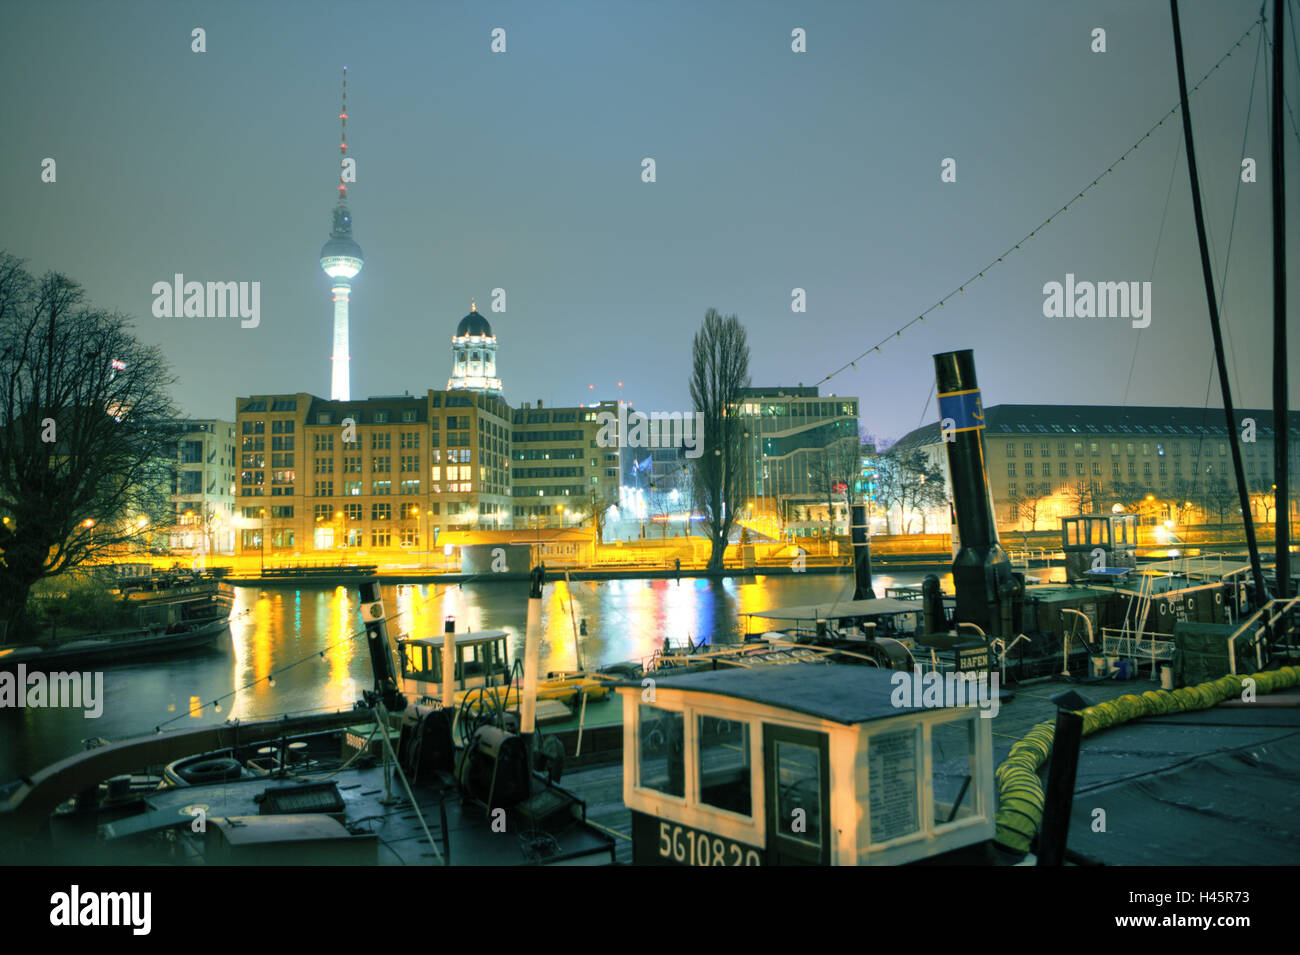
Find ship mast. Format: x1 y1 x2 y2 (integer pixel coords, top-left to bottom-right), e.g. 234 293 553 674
1168 0 1269 608
1271 0 1291 603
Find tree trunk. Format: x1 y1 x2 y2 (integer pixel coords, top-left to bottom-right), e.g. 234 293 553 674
0 570 40 645
707 529 727 573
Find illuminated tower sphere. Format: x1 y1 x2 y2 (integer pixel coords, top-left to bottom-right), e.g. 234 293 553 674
320 67 363 401
447 301 502 394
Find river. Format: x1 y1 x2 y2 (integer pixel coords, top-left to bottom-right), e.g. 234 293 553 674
1 568 1047 779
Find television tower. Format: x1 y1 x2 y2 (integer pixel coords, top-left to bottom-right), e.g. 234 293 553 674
320 67 363 401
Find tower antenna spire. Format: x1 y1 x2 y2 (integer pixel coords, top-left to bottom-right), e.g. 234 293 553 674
338 66 348 200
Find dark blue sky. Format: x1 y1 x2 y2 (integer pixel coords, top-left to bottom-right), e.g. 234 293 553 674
2 0 1295 440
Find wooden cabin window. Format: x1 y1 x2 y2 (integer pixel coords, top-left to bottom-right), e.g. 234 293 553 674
697 716 751 817
932 720 977 824
773 740 822 846
638 706 684 797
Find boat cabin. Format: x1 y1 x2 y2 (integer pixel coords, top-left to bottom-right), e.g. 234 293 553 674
1062 513 1137 582
742 597 921 642
397 630 511 702
620 663 995 866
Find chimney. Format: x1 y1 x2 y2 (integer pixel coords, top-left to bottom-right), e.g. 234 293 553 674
850 503 874 600
933 349 1012 634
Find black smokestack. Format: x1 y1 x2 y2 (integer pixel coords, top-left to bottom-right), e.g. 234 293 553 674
359 579 406 711
933 350 1012 634
850 502 874 600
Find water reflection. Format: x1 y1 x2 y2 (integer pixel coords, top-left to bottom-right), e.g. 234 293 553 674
0 568 1069 779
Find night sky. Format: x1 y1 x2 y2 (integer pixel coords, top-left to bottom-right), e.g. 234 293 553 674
2 0 1296 441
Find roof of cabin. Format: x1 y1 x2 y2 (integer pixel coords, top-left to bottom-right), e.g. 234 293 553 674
399 630 508 648
635 663 960 725
744 597 922 621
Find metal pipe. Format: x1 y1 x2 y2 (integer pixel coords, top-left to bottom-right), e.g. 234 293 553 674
922 574 942 634
359 579 404 711
850 502 874 600
441 617 455 711
520 564 544 738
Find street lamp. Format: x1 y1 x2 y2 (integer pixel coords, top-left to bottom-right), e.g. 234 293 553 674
412 505 427 569
259 508 267 576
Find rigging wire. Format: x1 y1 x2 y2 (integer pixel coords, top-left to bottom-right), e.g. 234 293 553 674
1120 135 1183 410
1191 23 1266 488
1265 4 1300 145
814 16 1266 389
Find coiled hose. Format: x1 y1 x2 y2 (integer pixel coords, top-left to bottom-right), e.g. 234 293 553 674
994 665 1300 854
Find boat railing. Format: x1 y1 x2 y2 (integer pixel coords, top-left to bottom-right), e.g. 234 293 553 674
1225 594 1300 674
1100 627 1176 664
1007 548 1057 572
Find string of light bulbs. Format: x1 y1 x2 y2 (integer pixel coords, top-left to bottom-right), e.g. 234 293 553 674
815 15 1266 388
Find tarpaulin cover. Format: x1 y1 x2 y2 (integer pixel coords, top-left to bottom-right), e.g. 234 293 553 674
1172 621 1243 686
1067 721 1300 865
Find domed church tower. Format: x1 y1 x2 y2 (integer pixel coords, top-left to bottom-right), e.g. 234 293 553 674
446 301 502 394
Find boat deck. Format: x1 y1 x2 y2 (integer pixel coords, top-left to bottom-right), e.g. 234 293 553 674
558 671 1300 866
86 763 614 866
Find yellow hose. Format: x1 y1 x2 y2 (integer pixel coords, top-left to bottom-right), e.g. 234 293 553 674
993 665 1300 854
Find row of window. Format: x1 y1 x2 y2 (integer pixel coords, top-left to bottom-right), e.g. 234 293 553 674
1009 459 1232 479
1004 439 1273 458
513 485 590 497
310 479 426 496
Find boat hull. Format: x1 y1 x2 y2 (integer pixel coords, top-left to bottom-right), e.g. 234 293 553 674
0 619 229 671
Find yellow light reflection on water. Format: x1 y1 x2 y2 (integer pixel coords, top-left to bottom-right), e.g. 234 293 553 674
227 590 275 720
544 579 585 672
322 586 358 710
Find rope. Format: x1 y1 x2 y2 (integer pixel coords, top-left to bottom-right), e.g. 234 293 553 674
374 700 444 864
815 16 1265 388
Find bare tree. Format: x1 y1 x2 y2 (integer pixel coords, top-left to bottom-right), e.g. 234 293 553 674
689 309 751 573
872 451 906 535
811 431 861 534
913 459 949 533
1107 479 1148 516
0 254 179 641
1064 479 1100 515
871 446 945 534
1018 495 1045 531
1203 477 1238 525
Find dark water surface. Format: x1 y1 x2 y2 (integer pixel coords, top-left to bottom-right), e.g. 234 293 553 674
0 570 975 779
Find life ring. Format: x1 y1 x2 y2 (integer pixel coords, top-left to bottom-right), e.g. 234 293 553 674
177 757 242 784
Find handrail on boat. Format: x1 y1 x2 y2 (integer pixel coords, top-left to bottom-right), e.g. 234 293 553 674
1226 595 1300 674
